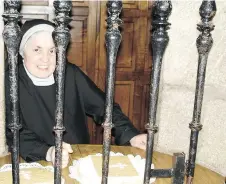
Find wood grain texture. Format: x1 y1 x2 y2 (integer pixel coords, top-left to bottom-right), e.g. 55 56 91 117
95 1 152 144
0 145 223 184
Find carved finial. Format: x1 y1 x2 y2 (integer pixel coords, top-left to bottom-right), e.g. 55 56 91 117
200 0 216 22
3 0 21 14
152 0 172 29
151 0 172 59
2 0 22 52
197 0 216 55
106 0 123 32
53 0 72 48
53 0 72 22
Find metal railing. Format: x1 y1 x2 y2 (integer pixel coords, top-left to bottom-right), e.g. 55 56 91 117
2 0 216 184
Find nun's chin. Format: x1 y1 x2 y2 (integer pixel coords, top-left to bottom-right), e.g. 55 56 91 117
34 68 54 79
37 73 53 79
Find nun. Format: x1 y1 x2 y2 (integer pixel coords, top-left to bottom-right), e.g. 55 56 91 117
5 19 147 168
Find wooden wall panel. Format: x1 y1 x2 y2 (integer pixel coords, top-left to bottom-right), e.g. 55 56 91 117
95 1 151 144
145 2 153 71
122 1 139 9
144 21 152 71
20 14 48 23
68 4 98 144
71 0 89 7
21 0 48 6
114 81 134 120
116 20 137 71
140 84 150 132
67 15 88 71
20 6 51 22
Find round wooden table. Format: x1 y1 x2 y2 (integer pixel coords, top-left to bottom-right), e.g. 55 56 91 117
0 144 224 184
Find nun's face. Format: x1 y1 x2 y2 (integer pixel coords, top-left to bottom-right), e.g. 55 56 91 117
23 31 56 78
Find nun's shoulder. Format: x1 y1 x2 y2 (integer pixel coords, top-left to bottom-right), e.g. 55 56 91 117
66 61 78 70
65 61 86 77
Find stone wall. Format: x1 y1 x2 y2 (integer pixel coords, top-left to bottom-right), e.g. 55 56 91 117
154 0 226 176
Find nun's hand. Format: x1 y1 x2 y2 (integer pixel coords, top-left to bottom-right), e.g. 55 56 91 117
62 142 73 168
129 134 147 150
46 142 73 168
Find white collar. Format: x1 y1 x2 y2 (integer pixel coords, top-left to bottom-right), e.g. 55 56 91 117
23 63 55 86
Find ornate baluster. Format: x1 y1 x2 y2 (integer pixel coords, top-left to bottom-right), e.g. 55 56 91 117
186 1 216 184
102 1 122 184
53 0 72 183
143 1 172 184
2 1 22 183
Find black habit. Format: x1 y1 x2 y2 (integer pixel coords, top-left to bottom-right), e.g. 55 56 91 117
5 61 140 162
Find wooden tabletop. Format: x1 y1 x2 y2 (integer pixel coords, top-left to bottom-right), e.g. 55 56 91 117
0 144 224 184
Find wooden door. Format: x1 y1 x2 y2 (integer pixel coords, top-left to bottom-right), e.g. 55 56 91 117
96 1 152 144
